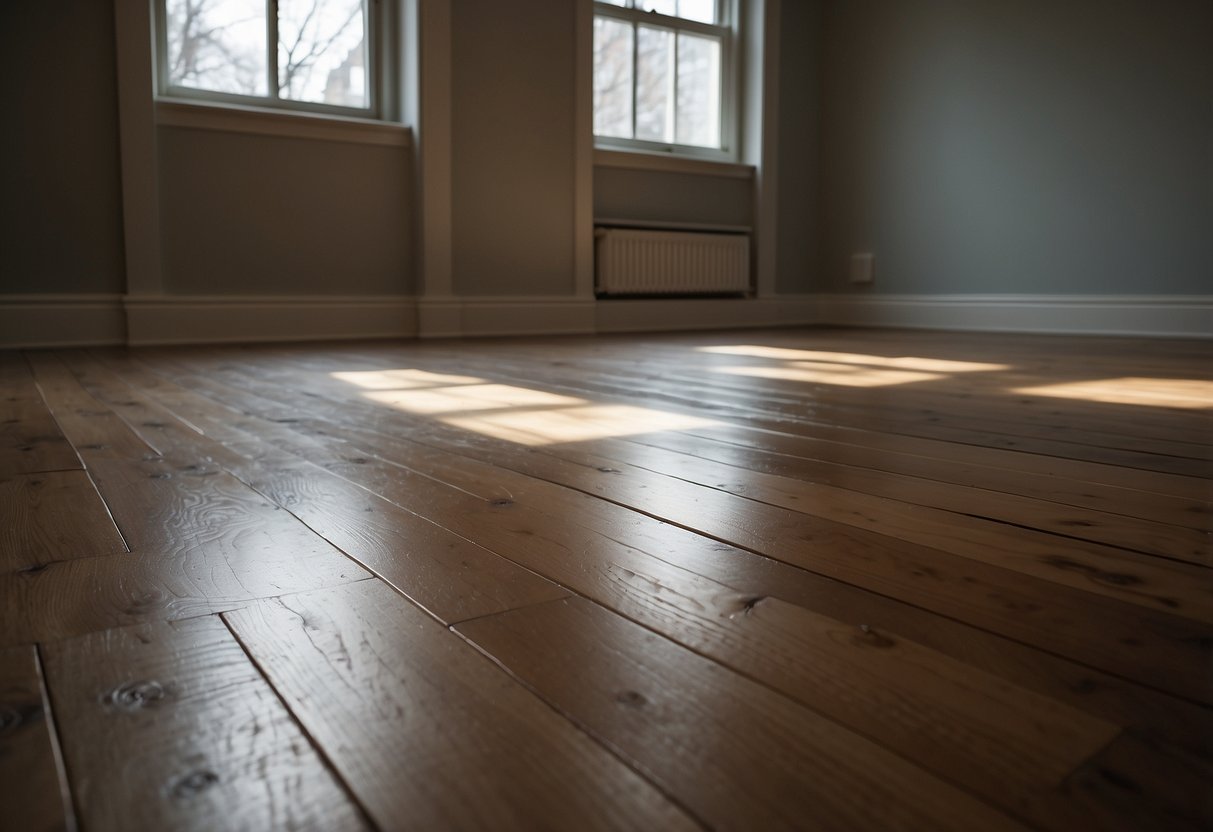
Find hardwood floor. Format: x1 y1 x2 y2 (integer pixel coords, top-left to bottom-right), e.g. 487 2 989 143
2 327 1210 831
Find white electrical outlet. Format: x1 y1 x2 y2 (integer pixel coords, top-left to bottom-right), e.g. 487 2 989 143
850 253 875 284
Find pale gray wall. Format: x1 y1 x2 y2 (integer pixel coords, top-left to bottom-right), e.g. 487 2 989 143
775 0 824 294
450 0 577 296
594 167 753 228
158 127 413 295
0 2 126 295
818 0 1212 295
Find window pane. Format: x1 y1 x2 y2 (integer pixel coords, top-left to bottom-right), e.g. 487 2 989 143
278 0 368 108
636 0 677 15
677 0 717 24
593 17 633 139
635 0 715 22
676 32 720 147
596 0 629 6
635 26 674 142
165 0 268 96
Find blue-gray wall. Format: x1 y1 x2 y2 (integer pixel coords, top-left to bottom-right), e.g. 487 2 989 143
816 0 1212 295
158 127 413 296
0 3 126 295
451 0 578 296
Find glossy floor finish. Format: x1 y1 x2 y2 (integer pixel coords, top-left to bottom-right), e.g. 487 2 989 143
2 327 1211 831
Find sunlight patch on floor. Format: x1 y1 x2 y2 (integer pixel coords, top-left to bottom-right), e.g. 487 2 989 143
333 370 718 445
699 345 1009 373
1012 378 1213 409
716 363 942 387
444 405 719 446
364 384 583 415
332 369 485 390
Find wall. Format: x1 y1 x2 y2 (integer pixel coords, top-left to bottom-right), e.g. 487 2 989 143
594 166 753 228
774 0 823 294
450 0 578 297
158 127 413 296
0 2 126 295
818 0 1212 295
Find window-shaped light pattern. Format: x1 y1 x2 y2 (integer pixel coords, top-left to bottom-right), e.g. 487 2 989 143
593 1 725 150
165 0 368 110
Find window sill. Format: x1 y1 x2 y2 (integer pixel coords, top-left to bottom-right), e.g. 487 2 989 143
594 148 754 179
155 98 411 147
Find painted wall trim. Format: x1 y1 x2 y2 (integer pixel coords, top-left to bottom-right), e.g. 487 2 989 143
156 99 413 146
5 293 1207 349
0 294 127 348
596 294 817 333
417 296 597 339
817 294 1213 338
113 0 163 295
123 295 418 345
573 1 595 300
594 148 756 180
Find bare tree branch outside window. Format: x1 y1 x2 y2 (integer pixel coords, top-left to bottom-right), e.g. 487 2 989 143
166 0 368 109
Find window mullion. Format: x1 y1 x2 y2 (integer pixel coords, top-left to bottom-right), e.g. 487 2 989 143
267 0 279 100
630 22 639 141
671 29 679 145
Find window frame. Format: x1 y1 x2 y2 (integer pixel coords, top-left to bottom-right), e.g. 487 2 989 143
592 0 738 162
154 0 396 121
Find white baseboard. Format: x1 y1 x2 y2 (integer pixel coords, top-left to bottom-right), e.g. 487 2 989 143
0 294 127 348
817 294 1213 338
418 296 597 338
124 295 417 345
595 295 818 333
418 294 819 338
4 292 1207 348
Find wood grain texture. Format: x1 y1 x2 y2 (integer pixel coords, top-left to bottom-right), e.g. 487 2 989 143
223 580 698 832
25 352 158 463
216 413 1213 706
41 615 369 832
2 328 1209 830
134 350 1212 615
0 469 127 573
74 355 569 624
0 352 79 475
456 596 1028 832
0 645 73 832
0 465 371 646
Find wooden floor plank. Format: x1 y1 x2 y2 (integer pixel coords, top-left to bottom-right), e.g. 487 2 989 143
25 352 159 462
0 645 73 832
164 344 1213 530
119 387 1202 829
129 362 1213 699
41 615 370 832
616 428 1209 561
0 469 127 573
223 580 700 832
141 353 1213 612
2 328 1207 829
662 424 1211 531
0 352 373 645
0 352 80 475
93 352 1213 755
79 350 570 625
455 596 1030 832
1060 729 1213 831
291 336 1210 476
366 345 1213 498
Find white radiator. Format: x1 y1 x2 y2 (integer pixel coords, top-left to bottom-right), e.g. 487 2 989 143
595 228 751 296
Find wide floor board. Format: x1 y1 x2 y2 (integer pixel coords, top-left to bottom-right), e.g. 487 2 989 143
3 328 1211 830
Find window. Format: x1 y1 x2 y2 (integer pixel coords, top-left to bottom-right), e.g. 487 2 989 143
156 0 388 117
593 0 735 159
